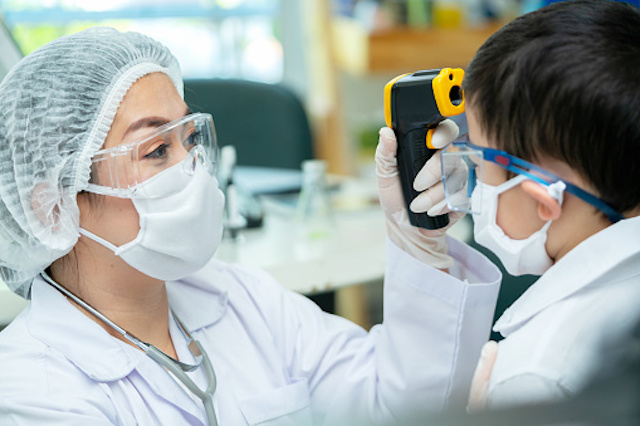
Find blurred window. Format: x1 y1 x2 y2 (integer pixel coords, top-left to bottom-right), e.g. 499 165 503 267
0 0 283 82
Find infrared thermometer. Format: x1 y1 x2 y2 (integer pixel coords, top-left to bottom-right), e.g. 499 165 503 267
384 68 465 229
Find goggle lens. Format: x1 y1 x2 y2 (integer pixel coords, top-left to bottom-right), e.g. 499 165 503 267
441 141 484 214
88 113 217 198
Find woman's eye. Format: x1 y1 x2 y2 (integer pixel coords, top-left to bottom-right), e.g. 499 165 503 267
144 143 169 159
184 131 199 149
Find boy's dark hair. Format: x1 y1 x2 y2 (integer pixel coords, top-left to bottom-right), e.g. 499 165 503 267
463 0 640 214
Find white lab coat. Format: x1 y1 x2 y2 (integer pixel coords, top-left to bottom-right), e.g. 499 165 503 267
0 238 500 425
488 216 640 408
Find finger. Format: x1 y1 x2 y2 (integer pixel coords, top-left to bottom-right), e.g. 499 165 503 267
442 161 468 194
428 189 469 216
477 341 499 382
409 181 445 213
375 127 399 181
412 120 460 191
437 157 471 213
409 182 444 213
376 127 397 158
468 341 499 412
413 152 442 192
430 119 459 149
427 198 448 216
409 192 434 213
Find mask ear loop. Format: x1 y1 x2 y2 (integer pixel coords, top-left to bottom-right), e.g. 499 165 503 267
547 180 566 203
494 174 530 193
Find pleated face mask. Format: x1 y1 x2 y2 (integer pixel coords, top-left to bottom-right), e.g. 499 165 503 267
471 176 562 276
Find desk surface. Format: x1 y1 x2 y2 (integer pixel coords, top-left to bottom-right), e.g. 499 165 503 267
216 205 388 294
215 180 472 294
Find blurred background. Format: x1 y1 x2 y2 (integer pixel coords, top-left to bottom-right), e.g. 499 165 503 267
1 0 600 178
1 0 637 177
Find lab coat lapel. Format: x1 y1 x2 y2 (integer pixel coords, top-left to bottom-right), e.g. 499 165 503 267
167 259 229 332
27 277 212 425
26 277 136 380
121 306 214 425
495 216 640 336
130 348 209 426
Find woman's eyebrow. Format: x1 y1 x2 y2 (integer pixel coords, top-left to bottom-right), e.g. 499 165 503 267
124 117 170 137
123 108 192 138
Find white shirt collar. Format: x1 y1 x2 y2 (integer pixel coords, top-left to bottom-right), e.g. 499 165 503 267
494 216 640 336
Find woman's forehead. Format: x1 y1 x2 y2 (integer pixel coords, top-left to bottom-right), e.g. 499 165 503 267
105 73 187 149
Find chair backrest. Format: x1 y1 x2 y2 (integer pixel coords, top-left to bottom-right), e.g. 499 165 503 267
183 79 314 170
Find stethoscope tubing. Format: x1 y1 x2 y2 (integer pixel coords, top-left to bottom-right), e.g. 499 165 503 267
41 272 219 426
146 341 218 426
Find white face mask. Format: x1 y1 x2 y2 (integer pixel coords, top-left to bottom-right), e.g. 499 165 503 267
80 161 225 281
471 175 564 276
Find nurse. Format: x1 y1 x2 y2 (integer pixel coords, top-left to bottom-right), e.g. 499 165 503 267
0 28 500 425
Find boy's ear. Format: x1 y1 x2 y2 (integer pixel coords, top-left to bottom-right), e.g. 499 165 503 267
521 180 562 221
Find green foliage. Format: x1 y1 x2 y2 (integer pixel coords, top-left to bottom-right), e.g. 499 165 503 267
11 20 132 55
357 125 381 157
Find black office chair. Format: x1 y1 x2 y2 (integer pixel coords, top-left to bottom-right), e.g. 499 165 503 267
183 78 314 169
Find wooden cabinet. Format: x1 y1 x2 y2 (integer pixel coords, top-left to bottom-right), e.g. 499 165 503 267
332 19 504 75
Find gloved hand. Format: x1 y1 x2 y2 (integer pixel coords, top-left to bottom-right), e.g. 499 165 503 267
376 119 465 269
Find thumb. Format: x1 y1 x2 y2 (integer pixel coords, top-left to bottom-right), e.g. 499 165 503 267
467 340 499 412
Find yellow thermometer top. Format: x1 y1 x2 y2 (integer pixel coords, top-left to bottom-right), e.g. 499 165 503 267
432 68 465 117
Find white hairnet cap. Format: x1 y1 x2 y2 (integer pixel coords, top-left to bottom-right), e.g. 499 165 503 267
0 27 183 298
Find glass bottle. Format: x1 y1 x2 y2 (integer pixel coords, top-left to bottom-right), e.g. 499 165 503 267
295 159 334 240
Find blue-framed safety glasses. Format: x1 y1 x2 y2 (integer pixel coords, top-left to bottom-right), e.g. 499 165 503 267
441 136 625 223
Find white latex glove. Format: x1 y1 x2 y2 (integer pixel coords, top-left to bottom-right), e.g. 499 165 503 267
376 119 465 269
467 340 499 412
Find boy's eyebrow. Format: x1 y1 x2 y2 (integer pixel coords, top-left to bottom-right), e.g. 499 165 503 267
123 107 192 138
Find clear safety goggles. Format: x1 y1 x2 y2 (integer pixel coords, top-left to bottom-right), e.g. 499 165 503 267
441 136 625 223
87 113 218 198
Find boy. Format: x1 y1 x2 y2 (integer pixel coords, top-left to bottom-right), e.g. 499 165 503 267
379 0 640 409
461 0 640 408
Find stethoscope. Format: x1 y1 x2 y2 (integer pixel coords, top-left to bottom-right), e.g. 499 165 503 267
41 272 219 426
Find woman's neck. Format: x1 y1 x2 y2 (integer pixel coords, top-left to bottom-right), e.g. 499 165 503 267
49 240 177 358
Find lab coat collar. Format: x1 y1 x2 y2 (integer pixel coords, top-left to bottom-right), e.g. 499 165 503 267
166 259 229 332
27 276 137 381
494 216 640 337
25 260 230 383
